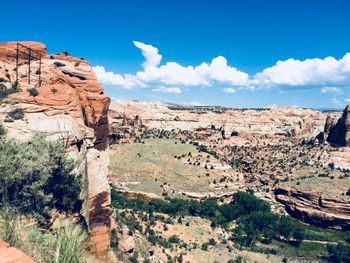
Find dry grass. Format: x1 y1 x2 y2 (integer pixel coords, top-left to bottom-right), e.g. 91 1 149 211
0 210 96 263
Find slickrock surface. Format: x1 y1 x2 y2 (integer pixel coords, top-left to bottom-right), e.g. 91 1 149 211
0 41 111 260
0 240 34 263
326 104 350 147
275 185 350 230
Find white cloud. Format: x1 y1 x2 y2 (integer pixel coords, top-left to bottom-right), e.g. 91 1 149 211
253 53 350 88
332 98 341 107
321 87 341 94
133 41 162 68
222 87 236 94
93 41 350 93
93 41 249 90
92 65 144 88
345 98 350 103
152 86 182 94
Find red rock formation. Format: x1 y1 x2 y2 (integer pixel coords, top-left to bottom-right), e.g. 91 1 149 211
0 239 34 263
275 186 350 230
326 104 350 147
0 41 110 150
0 41 111 260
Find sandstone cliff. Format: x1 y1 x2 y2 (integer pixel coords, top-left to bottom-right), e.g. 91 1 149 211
275 185 350 230
325 104 350 147
0 41 111 260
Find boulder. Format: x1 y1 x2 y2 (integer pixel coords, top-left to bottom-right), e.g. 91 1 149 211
118 236 135 253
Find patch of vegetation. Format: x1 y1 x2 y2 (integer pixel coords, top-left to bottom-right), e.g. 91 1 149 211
0 81 20 99
0 135 82 221
327 243 350 262
0 122 6 137
27 87 39 97
112 190 306 246
53 61 66 67
7 108 24 120
0 210 89 263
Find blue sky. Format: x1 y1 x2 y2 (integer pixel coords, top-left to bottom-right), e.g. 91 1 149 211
1 0 350 108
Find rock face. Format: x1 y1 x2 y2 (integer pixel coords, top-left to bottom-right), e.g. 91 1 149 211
0 41 111 260
84 149 111 259
326 104 350 147
275 186 350 230
0 239 34 263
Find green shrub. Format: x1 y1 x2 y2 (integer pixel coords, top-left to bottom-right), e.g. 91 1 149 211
7 108 24 120
168 235 181 243
0 135 82 219
0 122 6 137
27 87 39 97
327 243 350 262
53 61 66 67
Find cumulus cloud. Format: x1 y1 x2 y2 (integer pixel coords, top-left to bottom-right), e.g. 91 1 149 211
152 86 182 94
222 87 236 94
93 41 248 90
93 41 350 93
253 53 350 88
92 65 143 88
321 87 341 94
133 41 162 68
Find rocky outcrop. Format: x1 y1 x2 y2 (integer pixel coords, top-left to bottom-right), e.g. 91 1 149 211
0 239 34 263
0 41 111 260
0 41 110 150
326 104 350 147
275 186 350 230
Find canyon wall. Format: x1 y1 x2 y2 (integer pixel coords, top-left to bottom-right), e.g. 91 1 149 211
0 41 111 260
325 104 350 147
275 186 350 230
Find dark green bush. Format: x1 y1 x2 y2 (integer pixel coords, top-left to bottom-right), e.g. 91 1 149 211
0 122 5 137
7 108 24 120
327 243 350 262
53 61 66 67
0 135 82 220
27 87 39 97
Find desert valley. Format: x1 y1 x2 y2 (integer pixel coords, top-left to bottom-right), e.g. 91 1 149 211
0 41 350 263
